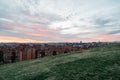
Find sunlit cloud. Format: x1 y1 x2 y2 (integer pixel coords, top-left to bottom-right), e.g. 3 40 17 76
0 36 41 43
98 33 120 42
0 0 120 42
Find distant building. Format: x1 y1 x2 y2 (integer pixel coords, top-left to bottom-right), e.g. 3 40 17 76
0 42 107 63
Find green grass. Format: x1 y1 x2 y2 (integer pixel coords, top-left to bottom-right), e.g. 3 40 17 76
0 44 120 80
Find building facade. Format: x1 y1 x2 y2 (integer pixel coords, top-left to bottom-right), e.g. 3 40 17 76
0 42 107 63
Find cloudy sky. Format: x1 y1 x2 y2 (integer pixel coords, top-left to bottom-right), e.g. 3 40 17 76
0 0 120 43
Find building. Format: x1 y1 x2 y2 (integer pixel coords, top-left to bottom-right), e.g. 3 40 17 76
0 42 106 63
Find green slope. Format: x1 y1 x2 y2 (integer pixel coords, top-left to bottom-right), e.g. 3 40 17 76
0 44 120 80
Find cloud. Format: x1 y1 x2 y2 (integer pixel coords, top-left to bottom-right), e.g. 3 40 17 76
98 33 120 42
0 0 120 42
0 18 14 23
0 35 41 43
108 30 120 35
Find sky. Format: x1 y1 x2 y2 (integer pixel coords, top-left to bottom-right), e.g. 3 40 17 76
0 0 120 43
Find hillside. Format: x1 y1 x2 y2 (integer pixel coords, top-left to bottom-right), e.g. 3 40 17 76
0 44 120 80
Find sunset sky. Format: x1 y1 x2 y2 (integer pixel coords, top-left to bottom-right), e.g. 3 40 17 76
0 0 120 43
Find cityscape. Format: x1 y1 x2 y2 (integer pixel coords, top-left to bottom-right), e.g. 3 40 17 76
0 0 120 80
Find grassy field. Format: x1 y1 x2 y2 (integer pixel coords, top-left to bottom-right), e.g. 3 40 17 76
0 44 120 80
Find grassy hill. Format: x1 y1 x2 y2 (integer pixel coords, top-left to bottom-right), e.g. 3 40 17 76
0 44 120 80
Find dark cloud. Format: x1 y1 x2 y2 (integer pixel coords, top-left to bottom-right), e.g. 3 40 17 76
94 17 113 26
108 30 120 34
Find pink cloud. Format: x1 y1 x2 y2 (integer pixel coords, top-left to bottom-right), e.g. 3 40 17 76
0 36 42 43
2 16 120 43
98 33 120 42
21 24 58 37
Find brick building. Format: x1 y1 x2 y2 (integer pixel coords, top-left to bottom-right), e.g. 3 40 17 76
0 42 107 63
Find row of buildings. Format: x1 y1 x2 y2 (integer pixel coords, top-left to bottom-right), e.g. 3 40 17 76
0 42 108 63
